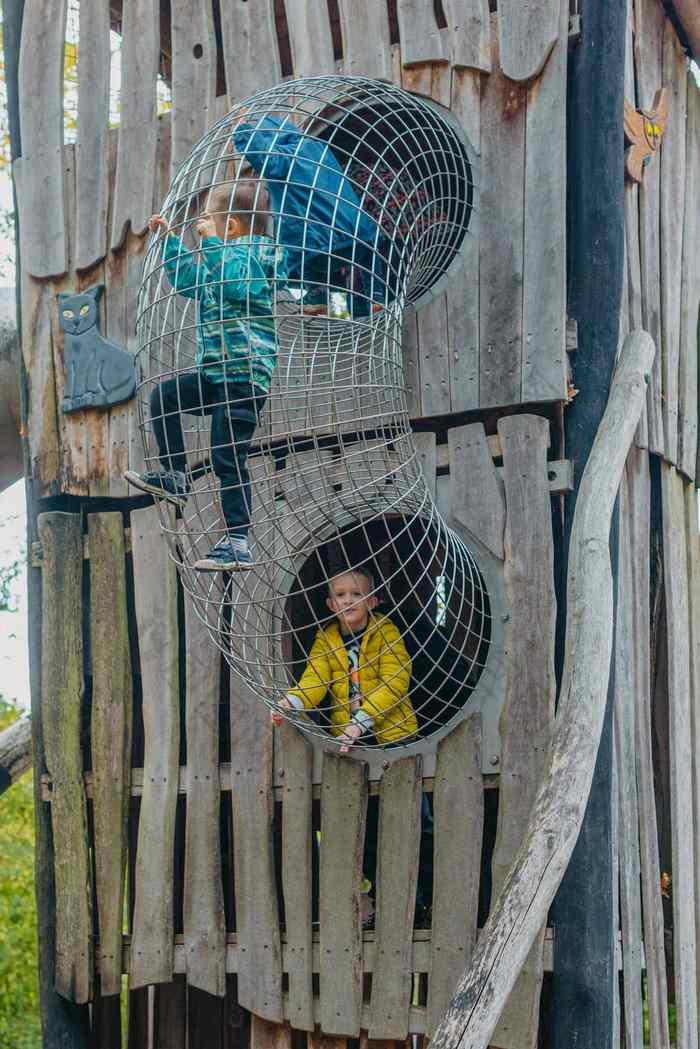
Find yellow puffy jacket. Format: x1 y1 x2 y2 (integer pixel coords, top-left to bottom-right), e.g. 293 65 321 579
287 614 417 744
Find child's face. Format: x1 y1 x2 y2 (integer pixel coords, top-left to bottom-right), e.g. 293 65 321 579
327 572 378 634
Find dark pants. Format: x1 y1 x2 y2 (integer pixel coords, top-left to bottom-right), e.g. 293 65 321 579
150 372 264 536
291 238 390 318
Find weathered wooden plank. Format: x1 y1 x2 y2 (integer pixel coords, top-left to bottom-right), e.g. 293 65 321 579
625 448 671 1049
17 0 67 278
75 0 110 272
427 716 483 1035
126 231 150 484
490 414 555 1049
414 432 437 500
368 756 422 1040
337 0 392 79
189 986 224 1049
402 310 421 419
129 506 180 988
520 0 568 404
319 753 368 1037
636 0 666 456
277 722 314 1031
308 1035 348 1049
659 21 687 464
89 513 133 998
661 464 698 1049
183 590 226 998
613 469 644 1049
111 0 159 249
685 480 700 1030
678 78 699 479
498 0 559 82
285 0 336 77
171 0 217 175
153 977 187 1049
104 128 131 498
38 512 93 1003
250 1016 293 1049
419 296 451 417
17 269 61 493
219 0 281 102
479 17 526 409
230 667 283 1021
442 0 490 71
127 986 149 1049
447 422 505 558
397 0 445 65
91 986 122 1048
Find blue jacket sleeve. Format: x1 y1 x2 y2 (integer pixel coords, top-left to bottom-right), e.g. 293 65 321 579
233 116 302 181
163 234 200 299
199 237 267 305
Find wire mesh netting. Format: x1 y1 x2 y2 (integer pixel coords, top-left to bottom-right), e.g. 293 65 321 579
134 75 495 753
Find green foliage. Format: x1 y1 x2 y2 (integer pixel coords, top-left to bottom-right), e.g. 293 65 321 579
0 697 40 1049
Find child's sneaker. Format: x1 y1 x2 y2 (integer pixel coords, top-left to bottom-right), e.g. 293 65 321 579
125 469 190 507
194 535 254 572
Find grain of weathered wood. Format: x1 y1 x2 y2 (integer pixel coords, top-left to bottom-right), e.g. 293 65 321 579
636 0 666 456
661 464 698 1049
38 512 93 1003
104 133 131 498
89 513 133 997
285 0 336 77
319 752 368 1037
17 265 61 491
188 985 224 1049
427 716 483 1035
0 715 31 794
277 721 314 1031
91 987 122 1049
129 505 180 988
420 296 451 416
17 0 67 278
613 469 644 1049
75 0 110 272
490 415 555 1049
447 423 505 559
183 590 226 998
498 0 559 82
308 1035 348 1049
659 21 687 464
678 78 699 479
153 977 187 1049
230 667 283 1021
127 986 149 1049
625 447 671 1049
479 18 526 409
414 432 437 500
171 0 217 174
368 756 422 1040
429 331 654 1049
338 0 392 79
520 0 568 404
397 0 445 64
441 0 490 71
111 0 159 249
402 310 421 418
220 0 281 102
685 480 700 1031
250 1016 293 1049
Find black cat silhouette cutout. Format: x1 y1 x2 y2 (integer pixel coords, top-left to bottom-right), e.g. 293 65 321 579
58 284 136 413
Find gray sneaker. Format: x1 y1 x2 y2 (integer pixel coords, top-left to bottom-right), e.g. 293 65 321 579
124 469 190 507
194 536 254 572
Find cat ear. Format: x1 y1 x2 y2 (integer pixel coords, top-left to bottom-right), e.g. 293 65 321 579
85 284 105 302
57 292 70 305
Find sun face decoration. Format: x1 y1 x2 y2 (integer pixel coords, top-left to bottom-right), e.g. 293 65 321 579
624 88 669 183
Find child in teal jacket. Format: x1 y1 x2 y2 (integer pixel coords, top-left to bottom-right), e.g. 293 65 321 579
126 180 288 571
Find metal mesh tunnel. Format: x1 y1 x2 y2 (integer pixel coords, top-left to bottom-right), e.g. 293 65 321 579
135 75 494 754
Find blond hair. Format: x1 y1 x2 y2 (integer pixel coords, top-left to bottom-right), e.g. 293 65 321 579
207 180 268 235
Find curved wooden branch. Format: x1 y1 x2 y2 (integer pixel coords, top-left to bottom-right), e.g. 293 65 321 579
0 715 32 795
430 330 655 1049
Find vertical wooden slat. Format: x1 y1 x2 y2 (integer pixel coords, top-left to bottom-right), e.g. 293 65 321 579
89 513 133 998
171 0 217 174
427 715 483 1035
219 0 281 102
319 753 368 1037
285 0 336 77
520 0 568 404
189 986 224 1049
250 1016 293 1049
478 16 526 409
153 976 187 1049
130 505 180 988
17 0 68 278
627 448 671 1049
402 310 421 419
498 0 559 82
230 671 283 1021
18 269 61 494
624 1 646 451
183 591 226 997
368 756 422 1040
419 296 450 416
441 0 490 71
613 469 644 1049
447 422 505 559
414 432 437 500
659 21 687 464
91 987 122 1048
685 480 700 1029
661 463 698 1049
105 127 131 497
678 78 699 480
277 721 314 1031
490 414 555 1049
111 0 159 249
38 511 93 1003
75 0 111 272
396 0 445 65
337 0 392 80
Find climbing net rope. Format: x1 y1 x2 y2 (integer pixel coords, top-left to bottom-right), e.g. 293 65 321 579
136 75 493 752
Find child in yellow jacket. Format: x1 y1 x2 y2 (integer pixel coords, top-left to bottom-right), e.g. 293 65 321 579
273 567 417 750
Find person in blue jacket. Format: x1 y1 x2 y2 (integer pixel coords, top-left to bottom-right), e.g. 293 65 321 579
232 112 390 318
